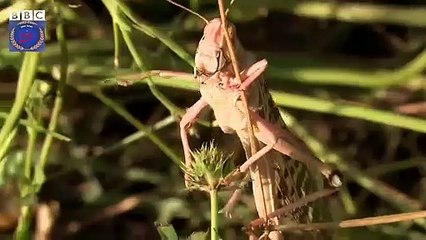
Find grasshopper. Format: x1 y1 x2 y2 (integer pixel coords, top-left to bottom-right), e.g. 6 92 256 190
123 3 342 238
180 17 341 239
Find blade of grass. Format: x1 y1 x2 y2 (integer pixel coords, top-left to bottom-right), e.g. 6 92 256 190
272 92 426 133
111 0 122 69
102 0 186 117
114 0 194 67
0 112 70 141
268 47 426 88
0 128 18 167
0 52 39 160
92 90 183 168
97 115 176 157
15 96 40 239
33 3 69 187
366 157 426 176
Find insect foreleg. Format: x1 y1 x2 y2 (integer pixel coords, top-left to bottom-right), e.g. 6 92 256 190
179 98 209 187
237 59 268 91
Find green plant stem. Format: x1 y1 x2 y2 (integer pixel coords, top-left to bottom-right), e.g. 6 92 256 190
272 92 426 133
0 128 17 162
112 0 121 69
120 28 183 116
14 114 38 240
102 0 185 117
92 91 183 168
0 111 70 141
366 157 426 177
210 188 219 240
268 47 426 88
34 5 68 185
24 116 38 182
0 53 39 156
115 0 194 67
98 115 176 156
15 206 32 240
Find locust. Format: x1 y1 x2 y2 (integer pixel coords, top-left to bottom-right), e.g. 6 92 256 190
182 17 342 239
121 4 342 239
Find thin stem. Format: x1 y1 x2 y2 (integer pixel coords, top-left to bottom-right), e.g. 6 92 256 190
93 91 183 168
366 157 426 176
217 0 257 155
0 128 17 161
210 188 219 240
0 53 39 155
35 4 68 177
119 27 184 116
274 210 426 232
112 0 121 69
102 0 188 117
24 115 37 182
250 188 339 228
95 115 176 157
273 92 426 133
15 117 38 239
15 206 32 240
114 0 194 67
0 111 70 141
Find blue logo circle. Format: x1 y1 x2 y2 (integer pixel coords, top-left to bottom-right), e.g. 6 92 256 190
9 21 45 51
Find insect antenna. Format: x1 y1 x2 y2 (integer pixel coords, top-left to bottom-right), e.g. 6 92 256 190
165 0 209 24
225 0 236 16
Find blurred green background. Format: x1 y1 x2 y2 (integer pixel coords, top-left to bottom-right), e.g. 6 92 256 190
1 0 426 239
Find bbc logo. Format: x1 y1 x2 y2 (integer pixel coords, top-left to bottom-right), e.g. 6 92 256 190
9 10 45 21
9 10 46 52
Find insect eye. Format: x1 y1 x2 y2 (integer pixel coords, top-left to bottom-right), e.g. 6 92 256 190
194 68 202 77
194 68 211 79
215 50 224 72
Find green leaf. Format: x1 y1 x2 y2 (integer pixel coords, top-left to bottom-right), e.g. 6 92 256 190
187 231 208 240
156 223 178 240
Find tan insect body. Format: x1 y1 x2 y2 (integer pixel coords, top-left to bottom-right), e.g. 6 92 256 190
179 18 341 239
129 12 341 238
